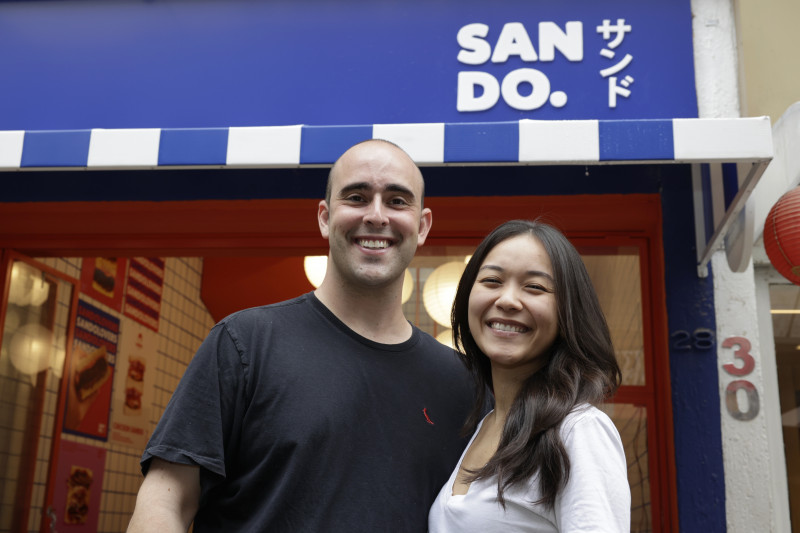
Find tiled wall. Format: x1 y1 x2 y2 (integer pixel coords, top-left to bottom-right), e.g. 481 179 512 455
3 257 214 533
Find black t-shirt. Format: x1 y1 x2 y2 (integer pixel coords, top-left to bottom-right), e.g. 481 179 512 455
142 292 475 532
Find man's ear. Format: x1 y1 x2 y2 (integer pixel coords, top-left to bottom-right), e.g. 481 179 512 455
318 200 330 239
416 207 433 247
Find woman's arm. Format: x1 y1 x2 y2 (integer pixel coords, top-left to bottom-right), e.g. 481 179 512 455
556 407 631 532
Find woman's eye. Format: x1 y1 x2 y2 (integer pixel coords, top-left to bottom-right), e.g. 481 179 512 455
527 283 552 293
478 277 501 285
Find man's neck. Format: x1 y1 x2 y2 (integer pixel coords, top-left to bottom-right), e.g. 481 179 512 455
314 283 412 344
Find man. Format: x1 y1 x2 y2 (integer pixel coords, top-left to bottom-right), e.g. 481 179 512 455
127 139 475 532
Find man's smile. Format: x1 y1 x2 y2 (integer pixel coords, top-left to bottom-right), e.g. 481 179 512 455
356 238 392 250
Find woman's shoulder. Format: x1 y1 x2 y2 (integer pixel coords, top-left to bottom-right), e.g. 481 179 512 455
560 403 619 438
559 403 627 475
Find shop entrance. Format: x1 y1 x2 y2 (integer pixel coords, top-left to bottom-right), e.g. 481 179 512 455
0 191 675 532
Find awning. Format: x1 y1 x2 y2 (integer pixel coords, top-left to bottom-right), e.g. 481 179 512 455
0 117 773 276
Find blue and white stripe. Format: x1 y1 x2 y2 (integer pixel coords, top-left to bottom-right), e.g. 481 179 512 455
0 117 772 170
0 117 774 277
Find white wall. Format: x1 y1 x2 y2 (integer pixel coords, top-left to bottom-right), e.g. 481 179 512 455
692 0 788 531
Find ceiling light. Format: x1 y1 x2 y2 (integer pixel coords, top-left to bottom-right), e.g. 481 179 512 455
303 256 327 288
423 261 466 327
435 329 454 349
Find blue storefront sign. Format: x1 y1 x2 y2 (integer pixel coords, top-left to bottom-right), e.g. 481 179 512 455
0 0 697 130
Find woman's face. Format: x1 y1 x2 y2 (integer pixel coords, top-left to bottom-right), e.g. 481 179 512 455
467 234 559 377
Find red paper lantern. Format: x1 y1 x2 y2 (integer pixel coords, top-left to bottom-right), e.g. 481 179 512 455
764 185 800 285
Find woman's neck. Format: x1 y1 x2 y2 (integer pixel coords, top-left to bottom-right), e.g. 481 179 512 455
489 366 526 424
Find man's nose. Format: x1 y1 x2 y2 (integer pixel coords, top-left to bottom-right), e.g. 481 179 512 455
364 198 389 226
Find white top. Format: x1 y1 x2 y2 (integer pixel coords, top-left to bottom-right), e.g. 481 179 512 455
428 405 631 532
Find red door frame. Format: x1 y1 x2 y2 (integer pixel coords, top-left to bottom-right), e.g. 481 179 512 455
0 193 676 531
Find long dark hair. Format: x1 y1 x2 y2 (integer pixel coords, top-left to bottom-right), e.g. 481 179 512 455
452 219 621 509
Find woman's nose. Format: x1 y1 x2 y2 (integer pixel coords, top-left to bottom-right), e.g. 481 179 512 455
495 286 522 311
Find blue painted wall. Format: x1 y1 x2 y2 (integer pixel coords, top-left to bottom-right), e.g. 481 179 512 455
661 168 726 531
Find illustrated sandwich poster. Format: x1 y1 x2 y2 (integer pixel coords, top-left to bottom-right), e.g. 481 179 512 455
109 320 157 449
64 298 119 440
50 439 105 532
123 257 165 332
80 257 128 312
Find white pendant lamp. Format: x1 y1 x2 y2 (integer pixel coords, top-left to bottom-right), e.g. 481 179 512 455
422 261 466 327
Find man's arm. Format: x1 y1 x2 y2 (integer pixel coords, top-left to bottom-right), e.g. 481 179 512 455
127 458 201 532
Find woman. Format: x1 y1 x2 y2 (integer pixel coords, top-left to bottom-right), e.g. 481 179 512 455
428 220 630 532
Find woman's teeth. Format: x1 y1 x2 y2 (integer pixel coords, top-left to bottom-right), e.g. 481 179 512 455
489 322 526 333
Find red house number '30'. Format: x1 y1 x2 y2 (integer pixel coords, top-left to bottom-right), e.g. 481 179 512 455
722 336 759 421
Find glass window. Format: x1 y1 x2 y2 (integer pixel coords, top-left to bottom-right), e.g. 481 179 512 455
583 249 645 386
772 283 800 529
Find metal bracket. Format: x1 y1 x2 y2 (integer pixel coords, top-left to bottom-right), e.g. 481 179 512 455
696 160 771 277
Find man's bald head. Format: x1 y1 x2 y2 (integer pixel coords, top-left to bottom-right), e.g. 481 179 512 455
325 139 425 207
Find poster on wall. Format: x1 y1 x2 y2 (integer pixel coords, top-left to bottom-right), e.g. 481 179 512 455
49 440 106 532
109 320 157 450
123 257 165 332
80 257 128 312
63 299 119 440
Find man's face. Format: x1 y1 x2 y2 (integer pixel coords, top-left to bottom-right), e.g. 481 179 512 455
318 141 432 292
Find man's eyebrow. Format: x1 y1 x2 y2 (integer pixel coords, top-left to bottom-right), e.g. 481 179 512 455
478 264 555 282
338 182 369 195
385 184 416 198
338 182 416 198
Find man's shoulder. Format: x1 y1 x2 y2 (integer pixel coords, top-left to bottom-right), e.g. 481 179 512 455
415 328 457 356
218 293 313 326
414 329 470 374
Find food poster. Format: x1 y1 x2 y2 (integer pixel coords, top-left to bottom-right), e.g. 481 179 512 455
109 320 157 449
80 257 128 312
63 299 119 440
123 257 165 332
49 440 106 531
